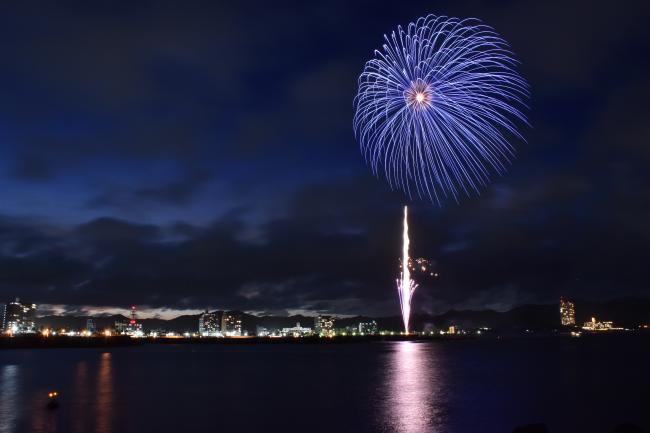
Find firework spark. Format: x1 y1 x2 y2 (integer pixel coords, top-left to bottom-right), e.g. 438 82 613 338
397 206 417 333
353 15 529 204
402 257 438 278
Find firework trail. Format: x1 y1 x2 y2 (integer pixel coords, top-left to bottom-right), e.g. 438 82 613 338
353 15 529 204
354 15 528 333
397 206 417 333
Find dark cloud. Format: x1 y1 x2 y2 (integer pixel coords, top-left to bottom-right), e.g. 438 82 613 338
0 0 649 314
1 170 648 315
87 169 213 209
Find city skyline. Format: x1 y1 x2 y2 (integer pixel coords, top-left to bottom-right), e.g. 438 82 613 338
3 295 646 331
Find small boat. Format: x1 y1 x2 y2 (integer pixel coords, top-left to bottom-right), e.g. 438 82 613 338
47 391 59 409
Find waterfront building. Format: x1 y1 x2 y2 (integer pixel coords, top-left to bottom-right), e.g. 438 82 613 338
148 329 167 337
358 320 378 335
126 321 144 337
126 305 144 337
114 321 127 334
315 315 335 335
2 298 37 334
221 312 242 336
582 317 622 331
560 297 576 326
114 306 144 337
199 311 220 336
281 322 312 337
114 321 144 336
115 320 143 336
86 318 96 334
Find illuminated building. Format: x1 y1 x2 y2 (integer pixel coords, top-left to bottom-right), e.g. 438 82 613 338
199 311 220 336
314 315 335 335
127 322 144 337
148 328 166 337
582 317 622 331
358 320 378 335
560 297 576 326
2 298 37 334
86 318 96 334
221 312 242 336
126 306 144 337
281 322 312 337
115 306 143 337
114 321 127 335
447 325 456 335
1 303 5 331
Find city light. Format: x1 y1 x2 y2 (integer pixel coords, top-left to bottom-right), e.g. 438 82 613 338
315 315 336 337
582 317 623 331
0 297 644 342
2 298 37 335
560 297 576 326
280 322 312 337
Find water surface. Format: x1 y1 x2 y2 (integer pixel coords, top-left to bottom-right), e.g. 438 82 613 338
1 336 648 433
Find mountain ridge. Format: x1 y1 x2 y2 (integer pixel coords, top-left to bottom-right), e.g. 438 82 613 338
35 297 650 333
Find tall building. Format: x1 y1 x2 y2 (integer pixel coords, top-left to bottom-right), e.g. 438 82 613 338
199 311 220 336
114 321 127 335
358 320 378 335
221 312 242 336
86 318 96 334
315 315 335 335
560 297 576 326
3 298 37 334
115 306 143 337
1 303 6 331
126 305 144 337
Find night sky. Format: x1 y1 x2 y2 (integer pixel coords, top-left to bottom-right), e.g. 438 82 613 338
0 1 648 318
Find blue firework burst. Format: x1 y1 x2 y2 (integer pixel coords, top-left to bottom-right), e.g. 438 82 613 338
353 15 529 204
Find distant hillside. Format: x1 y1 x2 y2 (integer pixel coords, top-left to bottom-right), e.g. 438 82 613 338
36 297 649 333
406 297 650 331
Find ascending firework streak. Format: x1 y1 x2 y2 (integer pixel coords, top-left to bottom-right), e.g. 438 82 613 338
397 206 417 334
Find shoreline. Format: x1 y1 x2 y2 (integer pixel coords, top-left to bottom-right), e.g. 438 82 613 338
0 334 467 349
1 331 645 350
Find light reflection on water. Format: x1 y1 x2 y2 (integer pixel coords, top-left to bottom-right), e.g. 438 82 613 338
0 365 20 433
70 352 114 433
95 353 113 433
72 361 89 433
1 352 115 433
382 341 444 433
0 339 646 433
